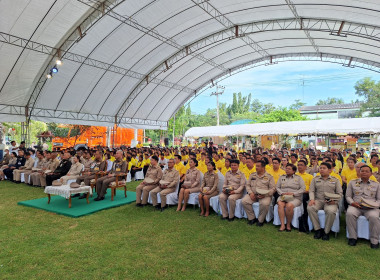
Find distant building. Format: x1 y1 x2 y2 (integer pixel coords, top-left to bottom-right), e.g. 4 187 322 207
299 103 364 120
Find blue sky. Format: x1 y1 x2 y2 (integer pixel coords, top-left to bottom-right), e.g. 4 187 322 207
188 61 380 114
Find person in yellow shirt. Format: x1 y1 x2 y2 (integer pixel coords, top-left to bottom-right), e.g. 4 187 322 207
341 157 357 185
212 152 224 171
297 159 314 215
197 153 207 172
342 150 350 165
130 154 144 180
238 155 247 172
332 153 342 174
368 154 379 173
268 158 286 184
242 157 256 179
220 158 231 176
142 153 151 176
174 154 187 185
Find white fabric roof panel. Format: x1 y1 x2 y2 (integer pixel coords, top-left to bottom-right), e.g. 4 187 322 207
1 0 380 130
185 118 380 137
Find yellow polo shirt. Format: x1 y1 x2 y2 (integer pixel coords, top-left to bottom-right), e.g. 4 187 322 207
269 168 286 184
214 159 224 171
220 166 231 176
174 162 186 177
296 171 314 191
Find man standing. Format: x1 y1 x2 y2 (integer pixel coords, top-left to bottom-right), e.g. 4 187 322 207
346 165 380 249
95 150 127 201
45 152 72 186
307 162 342 241
150 159 179 211
136 155 163 207
242 160 275 226
219 159 246 221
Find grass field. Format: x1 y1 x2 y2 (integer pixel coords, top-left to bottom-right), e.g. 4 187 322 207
1 180 379 280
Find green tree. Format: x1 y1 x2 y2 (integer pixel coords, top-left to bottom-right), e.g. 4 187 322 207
251 99 276 114
289 99 306 110
316 97 345 105
256 107 307 123
354 77 380 117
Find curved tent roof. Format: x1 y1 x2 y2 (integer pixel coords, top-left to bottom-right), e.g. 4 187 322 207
184 117 380 137
1 0 380 129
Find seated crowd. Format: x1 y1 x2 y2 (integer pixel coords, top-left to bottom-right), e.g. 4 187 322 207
1 141 379 249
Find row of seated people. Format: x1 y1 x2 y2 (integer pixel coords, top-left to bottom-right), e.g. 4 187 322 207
135 156 380 250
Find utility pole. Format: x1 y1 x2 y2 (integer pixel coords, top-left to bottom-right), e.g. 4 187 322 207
211 85 225 126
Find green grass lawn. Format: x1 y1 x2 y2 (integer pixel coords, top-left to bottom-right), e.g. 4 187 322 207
0 180 379 280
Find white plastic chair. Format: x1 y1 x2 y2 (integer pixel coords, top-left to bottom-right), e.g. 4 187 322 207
148 176 180 206
242 197 275 222
165 176 181 205
186 172 204 207
346 216 380 240
135 170 144 180
273 204 304 228
209 172 224 214
308 210 340 237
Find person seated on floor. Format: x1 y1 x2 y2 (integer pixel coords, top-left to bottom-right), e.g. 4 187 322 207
3 149 26 182
176 158 201 212
45 152 72 186
150 159 179 212
276 163 306 232
307 162 342 241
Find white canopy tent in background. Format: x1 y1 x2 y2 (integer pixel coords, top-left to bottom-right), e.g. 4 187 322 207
184 118 380 138
1 0 380 130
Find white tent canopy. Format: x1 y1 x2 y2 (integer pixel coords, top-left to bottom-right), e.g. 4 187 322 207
1 1 380 129
184 118 380 137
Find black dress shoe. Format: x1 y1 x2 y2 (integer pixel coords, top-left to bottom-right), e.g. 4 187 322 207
78 194 87 199
221 216 228 220
228 217 235 222
285 228 292 232
15 181 21 184
94 196 104 201
72 194 81 198
160 207 166 212
136 203 142 207
154 205 160 210
322 231 330 241
256 222 264 227
348 238 357 246
314 229 323 239
247 218 257 225
370 243 379 249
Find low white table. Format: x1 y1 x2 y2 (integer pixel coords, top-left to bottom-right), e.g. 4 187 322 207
44 185 92 208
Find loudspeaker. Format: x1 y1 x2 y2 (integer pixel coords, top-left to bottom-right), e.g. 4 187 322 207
164 137 169 146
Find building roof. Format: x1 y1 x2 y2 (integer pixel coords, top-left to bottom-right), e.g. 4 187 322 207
1 1 380 129
299 103 361 111
230 119 254 125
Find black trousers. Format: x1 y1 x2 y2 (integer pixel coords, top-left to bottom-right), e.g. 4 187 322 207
143 165 149 176
46 174 61 186
302 193 310 219
3 168 15 181
130 168 142 178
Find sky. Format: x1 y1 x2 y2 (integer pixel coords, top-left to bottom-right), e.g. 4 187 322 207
187 61 380 114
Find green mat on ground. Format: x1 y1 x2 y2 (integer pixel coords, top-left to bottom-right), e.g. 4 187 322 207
18 190 136 218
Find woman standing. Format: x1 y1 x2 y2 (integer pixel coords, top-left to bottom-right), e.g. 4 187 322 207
176 158 201 211
199 161 219 217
